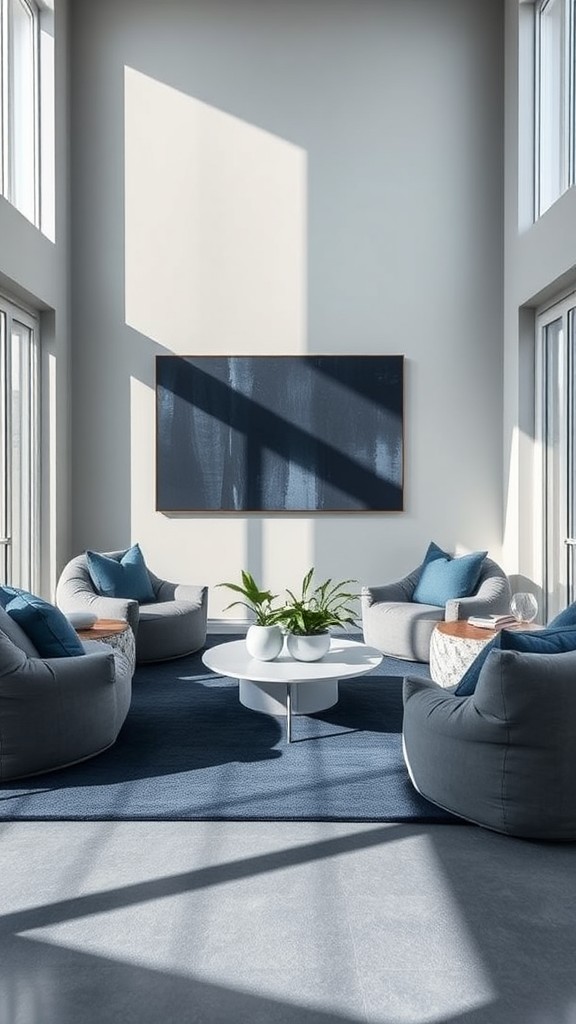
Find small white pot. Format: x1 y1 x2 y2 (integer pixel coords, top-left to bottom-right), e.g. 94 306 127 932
246 624 284 661
286 632 331 662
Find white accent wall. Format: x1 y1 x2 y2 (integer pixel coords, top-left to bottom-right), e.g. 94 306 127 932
69 0 505 619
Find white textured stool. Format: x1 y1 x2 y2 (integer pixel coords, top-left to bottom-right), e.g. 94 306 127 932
429 621 542 688
76 620 136 677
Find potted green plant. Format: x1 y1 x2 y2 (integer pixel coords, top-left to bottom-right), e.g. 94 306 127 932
218 571 284 661
275 568 358 662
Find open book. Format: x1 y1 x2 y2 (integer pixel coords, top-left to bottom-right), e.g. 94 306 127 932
467 613 517 629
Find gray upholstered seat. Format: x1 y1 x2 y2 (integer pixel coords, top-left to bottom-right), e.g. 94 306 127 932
402 648 576 840
361 555 511 662
0 606 131 781
56 551 208 663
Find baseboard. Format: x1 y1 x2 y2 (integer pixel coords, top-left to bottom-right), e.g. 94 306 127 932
207 619 248 635
207 619 361 635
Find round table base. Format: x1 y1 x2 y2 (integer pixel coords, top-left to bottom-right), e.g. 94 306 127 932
239 678 339 717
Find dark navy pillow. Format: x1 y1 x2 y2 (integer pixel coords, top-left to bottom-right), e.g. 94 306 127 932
547 602 576 629
86 543 155 603
499 625 576 655
454 634 501 696
0 586 85 658
455 624 576 696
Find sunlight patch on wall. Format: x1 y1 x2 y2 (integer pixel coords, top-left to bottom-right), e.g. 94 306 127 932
124 67 307 355
262 519 314 601
503 424 520 573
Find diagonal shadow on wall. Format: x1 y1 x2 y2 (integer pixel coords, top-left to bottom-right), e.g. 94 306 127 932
158 357 403 513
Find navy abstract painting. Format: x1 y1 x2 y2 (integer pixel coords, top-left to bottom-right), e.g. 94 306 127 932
156 355 404 512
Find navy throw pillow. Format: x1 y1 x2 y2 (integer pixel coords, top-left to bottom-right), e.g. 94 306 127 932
0 587 85 658
454 634 501 696
86 544 155 603
547 602 576 629
455 624 576 696
413 545 487 607
499 624 576 655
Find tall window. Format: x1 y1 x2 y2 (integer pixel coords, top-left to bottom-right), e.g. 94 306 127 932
0 0 40 225
0 296 39 591
535 0 576 217
536 292 576 620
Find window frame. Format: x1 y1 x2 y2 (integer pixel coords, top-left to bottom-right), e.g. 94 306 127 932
0 0 41 226
0 292 40 591
534 0 576 219
535 289 576 620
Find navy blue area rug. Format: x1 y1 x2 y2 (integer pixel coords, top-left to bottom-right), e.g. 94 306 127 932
0 636 458 822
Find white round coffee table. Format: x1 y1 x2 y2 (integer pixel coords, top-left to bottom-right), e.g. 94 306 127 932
202 637 383 743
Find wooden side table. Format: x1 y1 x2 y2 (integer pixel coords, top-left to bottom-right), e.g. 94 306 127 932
76 619 136 676
429 620 541 688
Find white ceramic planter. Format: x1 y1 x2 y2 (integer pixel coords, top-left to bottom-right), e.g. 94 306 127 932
245 624 284 661
286 631 331 662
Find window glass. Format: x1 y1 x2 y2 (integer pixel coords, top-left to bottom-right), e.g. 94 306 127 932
0 0 40 225
0 298 39 592
536 0 575 218
538 0 565 214
8 0 36 222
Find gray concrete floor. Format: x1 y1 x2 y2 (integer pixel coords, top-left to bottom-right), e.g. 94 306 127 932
0 820 575 1024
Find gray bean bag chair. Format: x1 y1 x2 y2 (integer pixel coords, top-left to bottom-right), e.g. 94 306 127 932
402 648 576 839
0 606 131 781
56 551 208 664
362 555 511 662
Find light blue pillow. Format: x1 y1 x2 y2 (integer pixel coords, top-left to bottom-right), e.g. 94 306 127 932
419 540 449 571
455 624 576 697
0 587 86 658
86 543 155 603
412 548 487 606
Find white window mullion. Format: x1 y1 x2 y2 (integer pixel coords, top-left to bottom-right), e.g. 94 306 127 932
565 0 573 187
0 0 8 200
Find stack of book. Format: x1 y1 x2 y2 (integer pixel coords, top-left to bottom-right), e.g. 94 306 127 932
467 613 517 629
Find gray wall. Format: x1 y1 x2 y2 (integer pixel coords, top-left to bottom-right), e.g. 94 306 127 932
69 0 504 618
0 0 70 598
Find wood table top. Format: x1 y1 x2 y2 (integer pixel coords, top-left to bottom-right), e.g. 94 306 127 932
76 619 129 640
435 620 542 641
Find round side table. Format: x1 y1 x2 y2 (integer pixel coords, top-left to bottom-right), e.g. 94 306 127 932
76 619 136 677
429 620 541 688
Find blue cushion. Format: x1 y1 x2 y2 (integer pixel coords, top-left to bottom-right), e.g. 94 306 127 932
86 544 155 602
412 546 487 606
547 602 576 629
419 540 448 571
455 624 576 696
454 634 500 696
0 587 85 658
499 624 576 655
